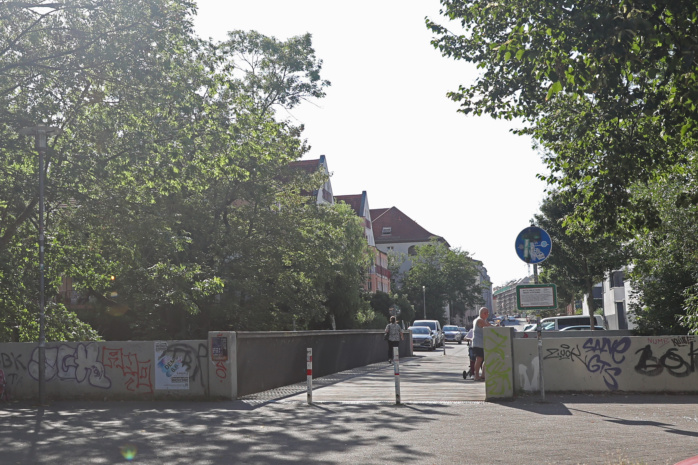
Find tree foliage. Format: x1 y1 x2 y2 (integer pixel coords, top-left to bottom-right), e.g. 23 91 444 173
400 239 481 325
535 191 627 322
428 0 698 333
427 0 698 234
0 0 371 341
626 171 698 334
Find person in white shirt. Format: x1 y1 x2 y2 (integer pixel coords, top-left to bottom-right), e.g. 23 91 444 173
384 316 403 363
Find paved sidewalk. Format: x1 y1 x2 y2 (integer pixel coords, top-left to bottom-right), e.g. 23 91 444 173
241 343 484 405
2 345 698 464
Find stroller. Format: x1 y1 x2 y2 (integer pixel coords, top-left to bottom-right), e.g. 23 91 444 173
462 341 476 380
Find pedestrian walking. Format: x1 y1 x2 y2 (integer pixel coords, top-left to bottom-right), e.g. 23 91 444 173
385 316 403 363
472 307 494 381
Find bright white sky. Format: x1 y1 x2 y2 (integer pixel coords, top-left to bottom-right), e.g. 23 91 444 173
193 0 548 287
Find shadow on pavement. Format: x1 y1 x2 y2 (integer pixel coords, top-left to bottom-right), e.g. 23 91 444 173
0 399 458 465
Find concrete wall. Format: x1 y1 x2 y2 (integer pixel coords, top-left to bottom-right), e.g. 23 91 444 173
236 330 411 397
483 328 698 398
0 339 211 401
0 330 410 401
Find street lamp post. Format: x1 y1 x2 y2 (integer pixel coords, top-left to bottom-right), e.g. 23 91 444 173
19 123 62 405
422 285 426 319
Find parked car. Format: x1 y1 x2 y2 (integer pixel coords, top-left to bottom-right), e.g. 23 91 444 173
540 315 607 330
559 325 606 331
408 326 436 351
523 321 555 331
442 325 463 344
458 327 468 341
412 320 444 347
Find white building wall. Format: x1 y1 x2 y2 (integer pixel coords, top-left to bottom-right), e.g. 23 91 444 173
582 269 637 330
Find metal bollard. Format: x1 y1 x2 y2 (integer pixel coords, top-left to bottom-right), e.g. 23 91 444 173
393 346 401 405
307 347 313 404
536 319 545 401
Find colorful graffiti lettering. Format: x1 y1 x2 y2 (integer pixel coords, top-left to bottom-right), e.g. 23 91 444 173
582 337 631 364
102 347 153 393
542 337 631 391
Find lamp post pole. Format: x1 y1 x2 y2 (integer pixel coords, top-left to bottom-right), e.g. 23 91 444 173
19 124 61 405
422 285 426 319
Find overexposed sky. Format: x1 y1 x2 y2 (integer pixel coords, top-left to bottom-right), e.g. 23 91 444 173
193 0 548 287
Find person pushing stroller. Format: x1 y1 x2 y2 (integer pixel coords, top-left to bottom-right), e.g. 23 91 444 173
462 328 475 379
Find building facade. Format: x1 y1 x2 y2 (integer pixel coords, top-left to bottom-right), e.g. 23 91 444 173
335 192 390 294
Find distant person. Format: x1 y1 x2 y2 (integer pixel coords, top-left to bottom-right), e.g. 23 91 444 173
385 316 403 363
499 318 506 327
472 307 494 381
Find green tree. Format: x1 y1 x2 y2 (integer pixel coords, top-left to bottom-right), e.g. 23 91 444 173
1 0 364 341
0 0 199 341
427 0 698 235
401 239 481 325
535 191 627 327
626 172 698 334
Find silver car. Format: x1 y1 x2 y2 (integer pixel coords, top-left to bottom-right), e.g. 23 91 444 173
409 326 436 351
442 325 463 344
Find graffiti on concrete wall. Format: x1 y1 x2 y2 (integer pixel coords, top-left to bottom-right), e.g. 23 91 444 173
537 335 698 392
517 356 540 392
0 350 26 387
485 330 511 395
155 342 208 390
543 337 632 390
635 336 698 378
28 343 112 388
102 346 153 393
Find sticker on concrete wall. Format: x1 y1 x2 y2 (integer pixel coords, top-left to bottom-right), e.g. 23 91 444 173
154 341 190 390
211 335 228 362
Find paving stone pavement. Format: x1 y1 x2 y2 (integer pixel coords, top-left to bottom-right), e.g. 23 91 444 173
2 345 698 464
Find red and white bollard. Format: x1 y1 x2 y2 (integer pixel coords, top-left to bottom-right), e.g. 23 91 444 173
393 347 401 405
307 347 313 404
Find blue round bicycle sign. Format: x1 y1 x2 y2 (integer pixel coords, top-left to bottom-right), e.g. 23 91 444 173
515 226 552 264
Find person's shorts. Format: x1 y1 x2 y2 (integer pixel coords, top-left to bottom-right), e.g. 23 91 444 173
472 347 484 358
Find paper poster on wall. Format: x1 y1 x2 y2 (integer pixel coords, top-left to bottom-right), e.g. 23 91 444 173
211 335 228 362
154 341 190 390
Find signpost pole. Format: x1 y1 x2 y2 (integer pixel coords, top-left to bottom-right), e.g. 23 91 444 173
534 264 538 284
514 226 552 402
537 318 545 400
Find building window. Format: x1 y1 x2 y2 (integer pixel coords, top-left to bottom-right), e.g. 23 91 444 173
610 271 625 288
382 227 391 235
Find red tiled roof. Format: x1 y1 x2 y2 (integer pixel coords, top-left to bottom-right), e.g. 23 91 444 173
370 206 448 246
288 158 322 174
335 194 363 216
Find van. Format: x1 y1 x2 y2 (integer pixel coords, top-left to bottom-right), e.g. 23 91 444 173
540 314 606 330
412 320 444 347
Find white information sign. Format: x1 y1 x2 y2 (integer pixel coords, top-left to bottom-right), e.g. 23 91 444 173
516 284 558 310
